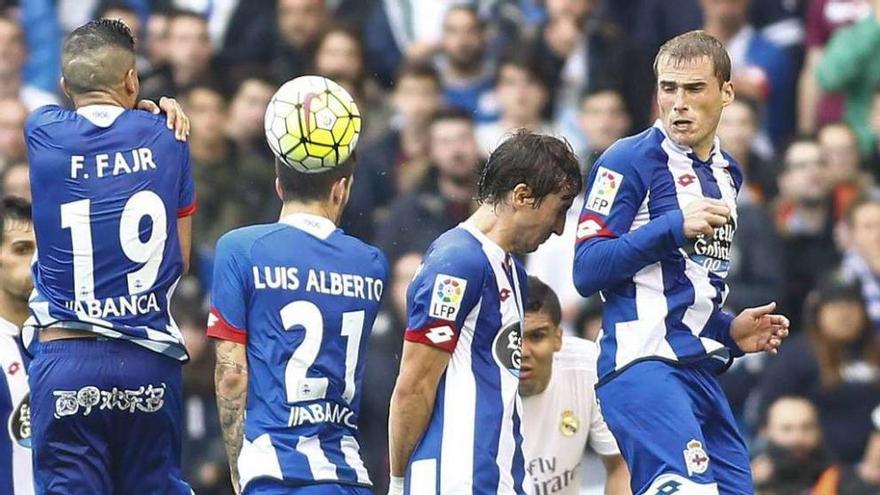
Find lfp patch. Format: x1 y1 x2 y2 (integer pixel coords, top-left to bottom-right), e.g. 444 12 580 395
585 166 623 216
429 274 467 321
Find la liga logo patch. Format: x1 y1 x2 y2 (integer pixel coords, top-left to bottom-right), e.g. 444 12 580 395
430 274 468 321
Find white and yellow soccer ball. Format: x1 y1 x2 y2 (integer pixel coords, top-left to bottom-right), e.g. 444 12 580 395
264 75 361 173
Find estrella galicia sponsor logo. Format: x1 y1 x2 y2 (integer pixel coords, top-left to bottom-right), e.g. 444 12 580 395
8 392 31 448
683 217 736 272
493 321 522 376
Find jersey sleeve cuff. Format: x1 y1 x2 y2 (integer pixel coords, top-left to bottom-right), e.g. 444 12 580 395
177 200 198 218
404 321 459 353
207 308 247 344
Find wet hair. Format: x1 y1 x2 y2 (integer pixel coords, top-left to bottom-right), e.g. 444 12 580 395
653 30 731 86
477 129 582 207
275 155 356 203
0 195 32 244
525 276 562 327
61 19 135 95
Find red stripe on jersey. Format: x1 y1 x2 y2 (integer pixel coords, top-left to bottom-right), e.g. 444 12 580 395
576 213 616 243
404 320 459 353
177 199 198 218
206 307 247 344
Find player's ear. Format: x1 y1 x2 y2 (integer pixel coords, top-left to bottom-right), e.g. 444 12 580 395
721 80 734 108
553 326 562 352
511 183 534 209
275 178 285 202
123 68 138 97
60 77 72 101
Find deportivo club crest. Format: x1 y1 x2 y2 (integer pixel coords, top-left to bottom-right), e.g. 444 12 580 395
492 321 522 377
8 392 31 448
559 410 579 437
684 439 709 476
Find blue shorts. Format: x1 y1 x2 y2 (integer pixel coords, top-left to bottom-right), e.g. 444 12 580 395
596 360 752 495
243 479 372 495
28 338 191 495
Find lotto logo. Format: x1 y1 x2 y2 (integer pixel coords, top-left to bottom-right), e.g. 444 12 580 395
426 325 455 344
654 481 681 495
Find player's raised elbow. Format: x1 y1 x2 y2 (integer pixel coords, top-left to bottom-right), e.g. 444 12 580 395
573 248 602 298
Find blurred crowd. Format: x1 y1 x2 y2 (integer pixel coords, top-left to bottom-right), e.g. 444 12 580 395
3 0 880 493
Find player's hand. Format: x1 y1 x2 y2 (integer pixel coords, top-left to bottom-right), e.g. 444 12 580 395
136 96 190 142
682 198 730 239
730 302 790 355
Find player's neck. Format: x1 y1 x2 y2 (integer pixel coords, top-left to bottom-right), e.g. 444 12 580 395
468 204 517 253
0 291 28 328
71 91 130 110
279 201 339 226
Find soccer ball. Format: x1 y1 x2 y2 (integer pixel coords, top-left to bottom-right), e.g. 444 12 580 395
264 75 361 173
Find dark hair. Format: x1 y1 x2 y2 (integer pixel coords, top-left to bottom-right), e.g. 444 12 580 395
275 156 356 203
477 130 582 207
0 195 32 243
653 30 731 86
429 106 474 128
62 19 135 94
495 48 546 89
525 276 562 327
394 61 441 90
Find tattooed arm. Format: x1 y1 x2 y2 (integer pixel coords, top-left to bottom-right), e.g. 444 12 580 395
214 340 248 494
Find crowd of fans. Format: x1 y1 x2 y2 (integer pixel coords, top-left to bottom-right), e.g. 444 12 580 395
3 0 880 493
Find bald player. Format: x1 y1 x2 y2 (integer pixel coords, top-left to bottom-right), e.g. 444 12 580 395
23 19 193 494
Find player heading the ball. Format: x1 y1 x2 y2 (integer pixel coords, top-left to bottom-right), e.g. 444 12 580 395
210 75 387 495
23 19 194 495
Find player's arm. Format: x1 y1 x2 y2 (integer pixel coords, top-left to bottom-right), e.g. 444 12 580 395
136 96 191 141
177 215 192 274
601 455 631 495
388 342 451 486
206 233 250 493
214 340 248 494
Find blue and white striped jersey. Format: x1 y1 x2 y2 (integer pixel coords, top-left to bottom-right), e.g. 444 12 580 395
207 214 388 491
24 105 196 360
573 121 744 383
404 223 528 495
0 318 32 495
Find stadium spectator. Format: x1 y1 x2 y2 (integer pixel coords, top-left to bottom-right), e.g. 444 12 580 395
751 396 831 493
271 0 328 83
435 5 498 122
313 24 390 142
755 276 880 463
813 405 880 494
816 0 880 156
800 0 871 134
700 0 795 147
535 0 652 142
475 49 552 156
840 198 880 334
144 9 170 71
140 9 217 98
0 16 60 111
716 97 777 203
818 123 878 222
726 201 784 313
375 108 481 265
0 98 27 173
360 252 422 494
774 137 839 328
1 162 29 201
342 62 442 242
577 88 631 166
225 75 275 157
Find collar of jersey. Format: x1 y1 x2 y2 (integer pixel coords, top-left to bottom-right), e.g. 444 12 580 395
459 221 506 263
77 104 125 128
0 316 18 337
279 213 337 240
652 119 724 165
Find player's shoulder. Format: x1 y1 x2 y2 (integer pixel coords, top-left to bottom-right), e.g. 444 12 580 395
216 223 288 261
421 226 488 278
25 104 72 134
333 231 389 277
554 336 599 372
592 125 668 181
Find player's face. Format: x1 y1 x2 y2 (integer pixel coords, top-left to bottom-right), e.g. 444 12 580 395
0 220 35 303
656 55 733 159
512 190 575 254
519 310 562 397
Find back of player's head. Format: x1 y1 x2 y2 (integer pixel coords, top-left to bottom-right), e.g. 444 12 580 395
477 130 581 207
525 276 562 327
0 195 32 244
653 30 731 86
62 19 136 95
275 156 356 203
